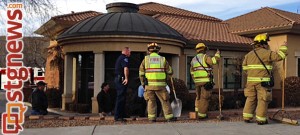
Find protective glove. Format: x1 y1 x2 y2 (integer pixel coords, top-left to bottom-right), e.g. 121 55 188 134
215 49 221 58
279 41 288 54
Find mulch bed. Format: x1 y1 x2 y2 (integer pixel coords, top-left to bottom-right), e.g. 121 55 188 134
1 110 298 129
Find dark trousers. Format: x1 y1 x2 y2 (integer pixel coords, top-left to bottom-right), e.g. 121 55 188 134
137 97 147 117
31 109 48 115
114 77 127 120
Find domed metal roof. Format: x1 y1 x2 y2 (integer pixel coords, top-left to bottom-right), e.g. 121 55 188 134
57 3 185 41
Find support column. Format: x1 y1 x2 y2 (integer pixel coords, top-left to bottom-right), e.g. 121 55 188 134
62 54 74 110
72 57 77 102
92 52 105 113
172 55 180 78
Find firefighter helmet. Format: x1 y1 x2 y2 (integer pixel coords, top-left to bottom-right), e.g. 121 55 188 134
195 43 207 52
147 42 161 52
254 33 270 45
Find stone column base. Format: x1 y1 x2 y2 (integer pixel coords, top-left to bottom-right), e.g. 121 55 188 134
91 97 99 114
61 94 73 111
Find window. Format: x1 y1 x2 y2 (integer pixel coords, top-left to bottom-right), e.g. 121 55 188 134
223 58 242 89
186 56 195 90
298 57 300 77
105 52 145 90
75 52 94 105
0 73 2 90
105 52 120 86
37 69 43 76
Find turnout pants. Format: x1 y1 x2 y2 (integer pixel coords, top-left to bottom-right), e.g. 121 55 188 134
144 89 173 120
243 84 272 122
195 85 212 118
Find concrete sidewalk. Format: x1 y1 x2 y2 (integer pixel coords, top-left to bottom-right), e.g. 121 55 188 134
21 120 300 135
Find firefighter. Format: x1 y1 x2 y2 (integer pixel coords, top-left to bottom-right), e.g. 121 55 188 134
242 33 288 125
139 42 176 122
190 43 220 119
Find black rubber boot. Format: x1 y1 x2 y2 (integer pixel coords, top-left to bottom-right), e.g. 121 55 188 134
150 119 156 123
256 120 268 125
198 115 208 120
167 117 177 122
244 120 251 123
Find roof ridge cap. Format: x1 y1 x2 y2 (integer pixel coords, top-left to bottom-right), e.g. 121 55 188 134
152 14 162 19
160 14 224 23
53 10 100 18
153 13 222 22
138 2 156 6
139 2 221 21
266 7 295 24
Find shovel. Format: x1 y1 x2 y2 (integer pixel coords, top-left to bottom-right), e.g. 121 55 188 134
270 58 298 125
170 77 182 117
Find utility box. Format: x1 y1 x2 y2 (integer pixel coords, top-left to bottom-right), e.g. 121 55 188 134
189 112 198 119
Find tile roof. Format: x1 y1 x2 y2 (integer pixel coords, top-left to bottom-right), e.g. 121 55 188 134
139 2 222 22
155 15 252 45
36 3 251 50
52 11 102 24
225 7 300 33
35 11 101 37
268 7 300 24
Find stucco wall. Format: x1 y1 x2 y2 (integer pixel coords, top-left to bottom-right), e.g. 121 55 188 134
268 34 300 106
179 54 186 81
287 34 300 77
268 34 300 81
268 34 287 90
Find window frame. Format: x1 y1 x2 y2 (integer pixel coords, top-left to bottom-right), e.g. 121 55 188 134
186 55 196 93
297 57 300 77
222 57 244 91
104 51 145 89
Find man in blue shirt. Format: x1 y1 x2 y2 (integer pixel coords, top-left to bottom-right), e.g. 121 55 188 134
114 47 131 122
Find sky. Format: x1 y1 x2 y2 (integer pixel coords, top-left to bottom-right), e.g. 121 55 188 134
1 0 300 36
54 0 300 19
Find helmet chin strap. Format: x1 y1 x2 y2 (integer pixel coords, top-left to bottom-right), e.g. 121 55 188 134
252 44 268 49
263 44 269 49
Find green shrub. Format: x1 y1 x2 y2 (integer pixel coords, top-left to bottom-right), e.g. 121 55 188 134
167 78 191 110
284 76 300 106
45 88 63 108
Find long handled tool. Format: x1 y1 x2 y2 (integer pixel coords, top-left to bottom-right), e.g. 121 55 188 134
216 59 224 120
270 58 298 125
170 77 182 117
